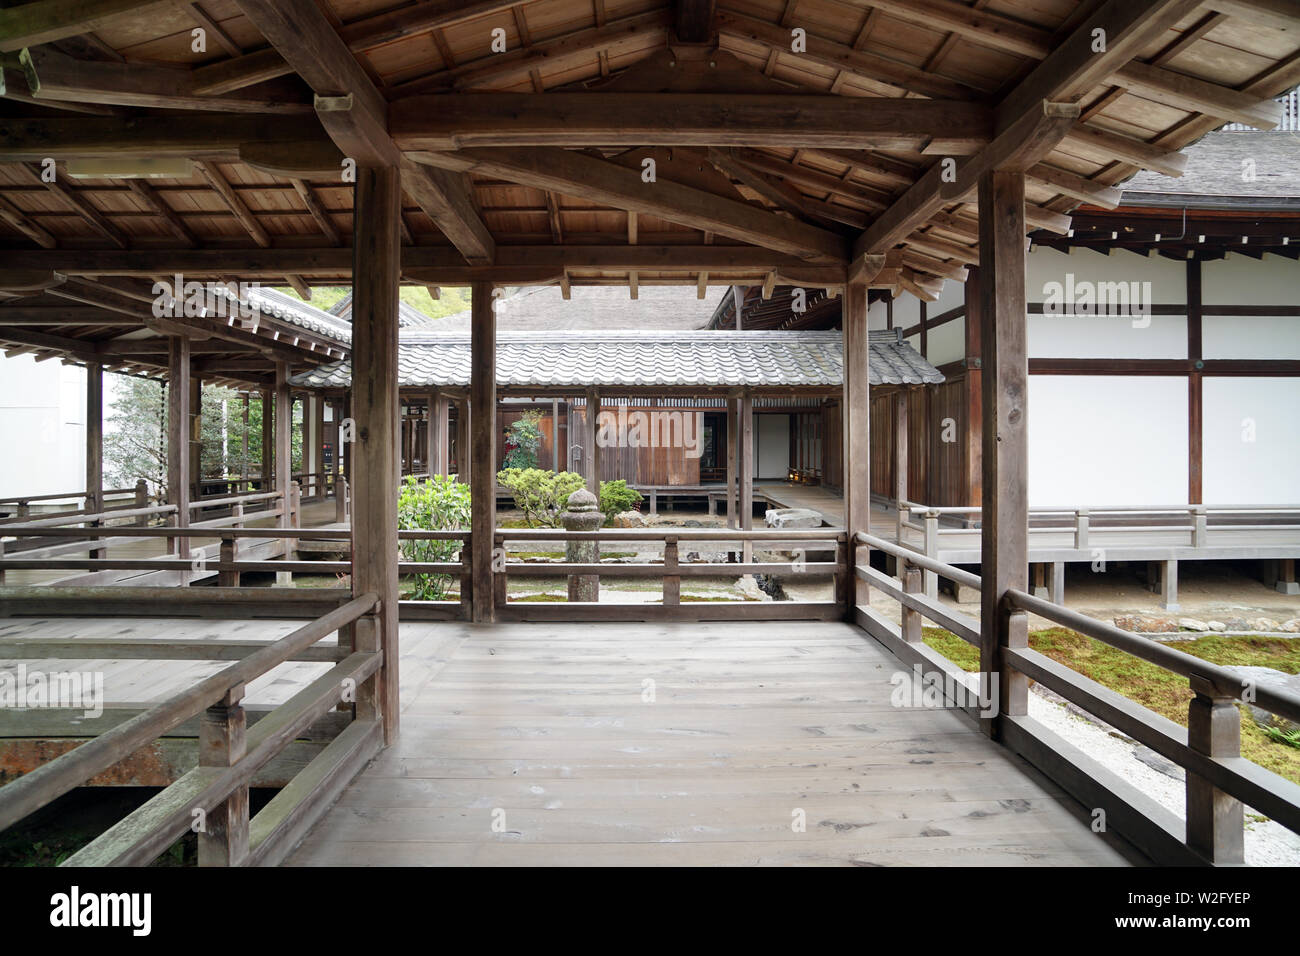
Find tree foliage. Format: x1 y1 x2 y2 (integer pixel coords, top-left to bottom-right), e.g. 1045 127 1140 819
497 467 585 528
397 474 472 601
502 409 544 470
598 479 643 523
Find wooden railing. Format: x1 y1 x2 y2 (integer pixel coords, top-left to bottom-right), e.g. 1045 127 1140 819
0 483 145 524
0 591 382 866
852 530 1300 866
491 527 847 622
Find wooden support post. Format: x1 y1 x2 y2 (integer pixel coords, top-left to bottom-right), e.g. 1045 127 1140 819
1186 675 1244 863
725 396 738 531
426 390 444 477
459 539 473 621
218 535 238 587
901 558 922 643
1277 558 1300 596
977 169 1029 738
189 373 202 501
260 388 274 490
350 164 402 743
275 361 292 587
134 478 148 527
843 280 871 612
663 535 680 606
1160 558 1179 611
313 393 325 497
470 281 497 624
740 390 754 564
241 393 250 480
353 615 382 725
197 688 248 866
894 389 908 546
1051 561 1066 606
167 338 191 560
335 476 349 525
584 389 601 495
85 362 103 560
1074 509 1090 549
923 511 939 600
963 269 983 509
1031 562 1049 599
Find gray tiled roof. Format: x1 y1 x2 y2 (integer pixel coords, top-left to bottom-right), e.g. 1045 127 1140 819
407 284 723 333
1121 131 1300 207
235 286 353 344
288 330 943 389
327 291 430 329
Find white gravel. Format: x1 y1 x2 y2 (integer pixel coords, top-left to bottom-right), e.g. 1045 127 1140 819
1028 686 1300 866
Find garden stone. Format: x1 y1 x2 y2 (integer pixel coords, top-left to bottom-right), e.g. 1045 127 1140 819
1225 617 1249 631
1282 619 1300 633
764 508 823 529
736 575 771 602
560 488 602 603
1207 620 1227 632
613 510 646 528
1178 618 1210 632
1252 617 1282 632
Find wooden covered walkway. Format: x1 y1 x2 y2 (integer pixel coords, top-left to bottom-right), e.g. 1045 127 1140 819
286 620 1132 866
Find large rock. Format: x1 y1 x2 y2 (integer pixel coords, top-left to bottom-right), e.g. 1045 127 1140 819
1282 619 1300 633
1178 618 1210 632
1251 617 1282 632
612 510 646 528
1222 665 1300 734
1114 615 1179 633
764 508 823 529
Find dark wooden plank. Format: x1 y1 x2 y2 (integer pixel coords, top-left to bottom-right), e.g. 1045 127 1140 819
470 281 496 624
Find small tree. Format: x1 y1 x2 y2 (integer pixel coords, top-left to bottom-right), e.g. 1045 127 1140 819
497 467 585 528
598 479 642 524
398 474 471 600
104 374 167 496
502 409 544 470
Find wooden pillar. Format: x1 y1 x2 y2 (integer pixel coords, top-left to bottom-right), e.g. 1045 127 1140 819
1186 676 1245 863
241 393 250 480
313 393 325 497
894 389 908 544
260 388 274 490
426 390 444 477
843 280 871 612
1187 258 1203 506
189 373 202 500
733 285 746 330
740 389 754 562
725 396 738 530
275 362 292 585
963 268 983 508
350 164 402 743
584 389 601 495
550 397 559 470
977 170 1030 738
85 362 103 559
470 282 497 624
167 338 191 559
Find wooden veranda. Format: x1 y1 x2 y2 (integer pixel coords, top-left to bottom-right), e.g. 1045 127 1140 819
2 0 1300 867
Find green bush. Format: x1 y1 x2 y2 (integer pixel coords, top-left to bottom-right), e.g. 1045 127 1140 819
598 479 642 524
398 474 471 601
497 467 585 528
502 410 544 470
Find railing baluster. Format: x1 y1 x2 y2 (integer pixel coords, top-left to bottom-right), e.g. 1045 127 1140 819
900 557 922 643
1185 675 1245 864
663 536 680 606
923 510 939 600
198 685 249 867
1073 509 1089 549
218 535 238 588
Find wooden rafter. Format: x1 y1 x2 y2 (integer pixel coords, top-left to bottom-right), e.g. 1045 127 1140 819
410 147 848 260
399 158 495 265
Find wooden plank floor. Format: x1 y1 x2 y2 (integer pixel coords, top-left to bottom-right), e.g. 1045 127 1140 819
286 620 1137 866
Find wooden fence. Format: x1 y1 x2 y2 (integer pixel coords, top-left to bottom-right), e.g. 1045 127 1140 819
852 529 1300 866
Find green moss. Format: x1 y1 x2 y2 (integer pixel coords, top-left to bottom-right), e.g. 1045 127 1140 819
921 626 1300 785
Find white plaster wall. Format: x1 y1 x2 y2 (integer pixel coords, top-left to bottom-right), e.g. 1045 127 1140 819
1027 375 1188 507
1027 312 1187 358
1202 377 1300 504
1027 245 1187 302
892 292 921 331
1202 252 1300 306
926 314 965 367
755 413 790 480
1202 315 1300 360
0 356 86 501
867 297 890 331
930 279 964 315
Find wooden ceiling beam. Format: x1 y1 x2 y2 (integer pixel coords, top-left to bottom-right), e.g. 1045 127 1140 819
995 0 1204 133
389 93 989 150
675 0 716 43
0 0 168 52
1061 124 1188 177
17 45 313 114
0 306 136 325
852 100 1079 258
0 192 57 248
410 148 848 260
290 179 340 245
714 9 986 100
195 161 270 247
232 0 399 167
391 10 671 95
1202 0 1300 32
400 158 495 265
192 1 527 95
19 162 128 247
124 180 197 247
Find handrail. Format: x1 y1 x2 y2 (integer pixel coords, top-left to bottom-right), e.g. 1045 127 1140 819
856 531 980 588
0 592 378 834
0 487 136 505
496 527 845 542
901 498 1300 516
1005 587 1300 726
